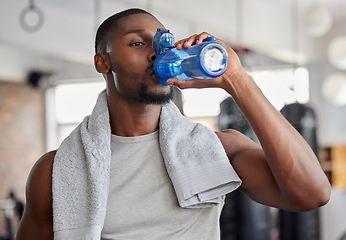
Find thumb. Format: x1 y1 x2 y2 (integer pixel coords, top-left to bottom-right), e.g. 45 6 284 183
166 77 220 89
166 78 206 89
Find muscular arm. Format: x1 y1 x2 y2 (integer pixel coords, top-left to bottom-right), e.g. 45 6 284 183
16 151 56 240
218 71 330 211
171 33 331 212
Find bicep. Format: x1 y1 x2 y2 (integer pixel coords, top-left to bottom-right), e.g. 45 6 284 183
16 151 55 240
217 130 290 209
231 148 284 208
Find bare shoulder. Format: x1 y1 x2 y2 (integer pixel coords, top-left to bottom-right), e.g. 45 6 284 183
215 129 260 159
26 150 56 212
16 150 56 240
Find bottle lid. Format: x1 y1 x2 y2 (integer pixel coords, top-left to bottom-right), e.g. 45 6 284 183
152 29 175 55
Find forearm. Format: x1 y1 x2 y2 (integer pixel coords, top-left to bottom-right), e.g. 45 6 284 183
170 31 330 209
223 71 331 209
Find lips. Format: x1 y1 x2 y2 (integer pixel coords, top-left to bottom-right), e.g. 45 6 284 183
150 72 160 82
150 70 156 76
148 66 160 82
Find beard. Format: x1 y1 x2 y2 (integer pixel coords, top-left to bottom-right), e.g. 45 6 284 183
109 55 174 105
139 84 174 105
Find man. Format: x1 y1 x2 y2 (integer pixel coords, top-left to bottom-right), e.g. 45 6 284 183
16 8 330 240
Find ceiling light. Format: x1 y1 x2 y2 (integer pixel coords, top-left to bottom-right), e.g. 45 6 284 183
322 72 346 105
303 3 333 37
327 35 346 70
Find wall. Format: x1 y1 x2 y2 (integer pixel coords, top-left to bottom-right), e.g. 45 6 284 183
321 189 346 240
308 62 346 147
0 81 46 201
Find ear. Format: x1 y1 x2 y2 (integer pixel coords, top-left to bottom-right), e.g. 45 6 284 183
94 53 111 74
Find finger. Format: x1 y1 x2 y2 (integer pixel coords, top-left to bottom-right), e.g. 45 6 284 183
175 33 211 50
174 40 184 49
174 37 196 50
166 78 217 90
195 32 213 44
175 32 216 50
174 40 186 50
166 78 198 89
182 34 198 48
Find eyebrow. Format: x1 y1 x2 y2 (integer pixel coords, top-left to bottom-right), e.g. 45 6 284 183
124 29 146 35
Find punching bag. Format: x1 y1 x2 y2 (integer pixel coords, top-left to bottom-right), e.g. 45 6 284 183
279 103 320 240
218 97 271 240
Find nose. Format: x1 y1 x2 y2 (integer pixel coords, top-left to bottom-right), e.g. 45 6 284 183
148 47 156 62
151 54 156 62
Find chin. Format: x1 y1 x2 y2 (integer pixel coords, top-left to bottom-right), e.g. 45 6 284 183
139 85 174 105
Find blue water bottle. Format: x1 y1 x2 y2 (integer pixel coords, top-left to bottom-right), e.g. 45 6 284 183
153 29 229 86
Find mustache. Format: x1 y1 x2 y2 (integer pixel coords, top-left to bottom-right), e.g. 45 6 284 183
146 65 155 75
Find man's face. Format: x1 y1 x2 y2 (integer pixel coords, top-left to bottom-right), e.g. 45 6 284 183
108 13 173 104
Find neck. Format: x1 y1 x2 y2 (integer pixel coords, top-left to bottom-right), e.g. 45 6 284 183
107 91 162 137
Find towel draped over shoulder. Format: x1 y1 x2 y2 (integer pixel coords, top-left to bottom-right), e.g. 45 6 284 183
52 90 241 239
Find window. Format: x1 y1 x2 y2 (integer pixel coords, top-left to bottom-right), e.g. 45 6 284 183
46 80 106 150
47 67 309 149
181 67 309 117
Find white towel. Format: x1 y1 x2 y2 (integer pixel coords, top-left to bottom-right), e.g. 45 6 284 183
52 90 241 239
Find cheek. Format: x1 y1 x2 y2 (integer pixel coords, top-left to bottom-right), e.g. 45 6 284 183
111 66 141 96
111 54 148 84
112 60 142 82
108 50 149 93
113 51 145 74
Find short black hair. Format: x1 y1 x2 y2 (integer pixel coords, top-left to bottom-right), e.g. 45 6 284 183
95 8 153 53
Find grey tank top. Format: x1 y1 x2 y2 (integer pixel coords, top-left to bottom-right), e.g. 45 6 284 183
101 131 224 240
